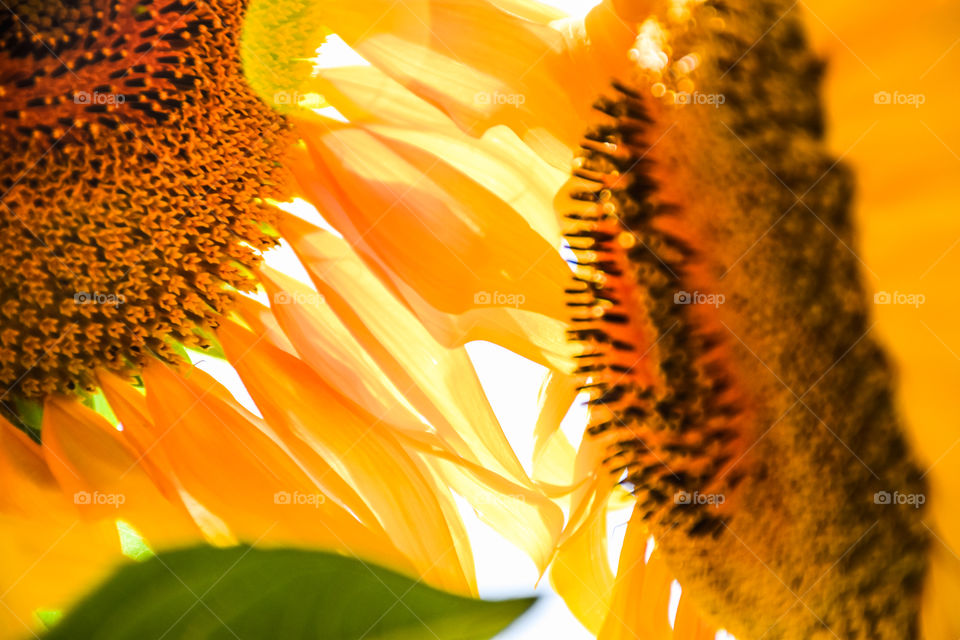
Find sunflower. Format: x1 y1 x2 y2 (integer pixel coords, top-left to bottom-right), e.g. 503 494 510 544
0 0 565 634
1 0 958 637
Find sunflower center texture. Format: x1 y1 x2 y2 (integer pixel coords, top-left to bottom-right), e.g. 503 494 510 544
565 1 929 637
0 0 295 398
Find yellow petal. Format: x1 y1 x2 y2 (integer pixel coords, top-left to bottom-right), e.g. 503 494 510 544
0 419 120 639
245 273 566 572
673 588 717 640
307 0 638 163
550 419 634 633
139 360 410 574
283 153 575 371
261 225 536 487
293 120 571 321
599 514 672 640
549 488 614 634
418 461 478 592
217 320 473 594
41 396 203 549
532 371 579 487
561 424 621 544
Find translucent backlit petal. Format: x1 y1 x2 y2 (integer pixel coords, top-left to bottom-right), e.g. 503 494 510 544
248 271 566 572
284 153 576 371
139 360 411 574
532 372 579 487
304 65 463 134
293 120 571 321
264 221 537 488
255 268 433 436
217 320 473 594
41 396 203 549
599 513 672 639
549 491 614 633
317 0 580 147
0 419 120 639
396 432 565 573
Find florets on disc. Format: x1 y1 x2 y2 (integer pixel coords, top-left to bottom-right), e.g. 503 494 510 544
0 0 295 397
564 1 929 638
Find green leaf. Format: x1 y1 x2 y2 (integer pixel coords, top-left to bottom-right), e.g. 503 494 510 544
46 546 535 640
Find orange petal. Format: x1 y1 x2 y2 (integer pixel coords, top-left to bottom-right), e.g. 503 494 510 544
293 120 571 321
251 268 432 437
673 589 717 640
0 419 121 639
365 123 567 245
41 396 203 549
98 370 237 545
232 294 299 356
317 0 580 146
217 320 474 594
284 152 575 372
599 514 672 640
139 360 411 575
257 233 535 487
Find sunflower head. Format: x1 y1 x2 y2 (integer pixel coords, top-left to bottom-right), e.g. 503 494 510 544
564 1 930 637
0 0 296 400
